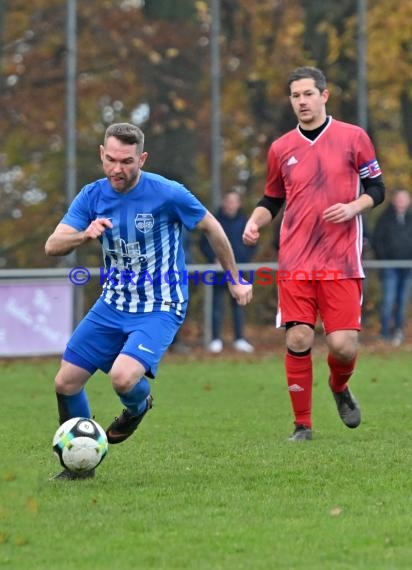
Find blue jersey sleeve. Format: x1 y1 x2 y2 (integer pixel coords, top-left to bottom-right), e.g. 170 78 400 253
61 187 93 231
171 184 207 230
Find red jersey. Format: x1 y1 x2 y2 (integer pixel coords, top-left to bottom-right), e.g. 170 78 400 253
265 117 381 280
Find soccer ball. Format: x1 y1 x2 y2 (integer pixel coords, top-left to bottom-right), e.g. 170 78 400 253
52 417 108 473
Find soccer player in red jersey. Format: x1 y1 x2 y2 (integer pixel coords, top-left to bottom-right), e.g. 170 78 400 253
243 66 385 441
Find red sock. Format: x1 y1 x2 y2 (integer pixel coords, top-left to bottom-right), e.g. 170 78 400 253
327 354 357 392
285 352 313 428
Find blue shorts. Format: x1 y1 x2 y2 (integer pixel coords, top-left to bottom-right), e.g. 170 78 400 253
64 298 184 377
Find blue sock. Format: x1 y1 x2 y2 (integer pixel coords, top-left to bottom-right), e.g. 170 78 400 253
119 377 151 416
56 389 91 423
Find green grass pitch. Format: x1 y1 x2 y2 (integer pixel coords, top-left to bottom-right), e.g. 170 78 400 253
1 349 412 569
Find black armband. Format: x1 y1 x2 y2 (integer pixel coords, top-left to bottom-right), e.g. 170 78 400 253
362 175 386 207
256 196 285 219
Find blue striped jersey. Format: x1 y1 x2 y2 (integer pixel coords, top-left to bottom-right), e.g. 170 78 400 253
62 172 207 315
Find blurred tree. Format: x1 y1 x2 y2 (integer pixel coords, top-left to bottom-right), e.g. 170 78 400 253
0 0 203 267
214 0 307 211
138 0 202 189
367 0 412 191
301 0 358 122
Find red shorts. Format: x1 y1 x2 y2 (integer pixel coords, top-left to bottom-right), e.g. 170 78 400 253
276 279 363 334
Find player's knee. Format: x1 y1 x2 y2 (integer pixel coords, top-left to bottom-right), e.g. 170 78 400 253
54 374 68 394
331 345 357 362
110 355 146 393
111 371 133 393
327 331 358 361
54 371 84 395
110 369 144 394
286 323 314 352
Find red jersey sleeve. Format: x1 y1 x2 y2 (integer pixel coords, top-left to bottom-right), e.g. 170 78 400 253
356 130 382 180
264 143 285 199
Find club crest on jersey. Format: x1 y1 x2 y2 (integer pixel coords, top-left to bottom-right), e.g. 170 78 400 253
135 213 154 234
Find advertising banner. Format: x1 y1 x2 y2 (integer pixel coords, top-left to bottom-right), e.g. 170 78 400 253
0 280 73 357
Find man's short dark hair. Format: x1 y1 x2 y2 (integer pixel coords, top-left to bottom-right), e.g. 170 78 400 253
287 67 327 94
104 123 145 152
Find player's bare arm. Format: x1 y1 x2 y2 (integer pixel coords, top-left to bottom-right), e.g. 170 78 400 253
196 211 253 306
323 194 374 224
45 218 113 256
243 206 273 246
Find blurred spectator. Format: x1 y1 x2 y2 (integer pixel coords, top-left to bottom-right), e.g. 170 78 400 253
200 190 256 353
372 190 412 345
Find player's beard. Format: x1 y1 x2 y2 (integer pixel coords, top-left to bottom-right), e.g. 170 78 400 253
109 171 139 193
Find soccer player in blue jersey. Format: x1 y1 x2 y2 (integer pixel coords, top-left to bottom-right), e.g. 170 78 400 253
45 123 253 479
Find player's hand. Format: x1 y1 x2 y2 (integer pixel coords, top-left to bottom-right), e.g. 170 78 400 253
228 282 253 306
323 203 358 223
84 218 113 240
243 220 260 246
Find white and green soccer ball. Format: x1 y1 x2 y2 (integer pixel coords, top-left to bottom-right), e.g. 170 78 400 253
52 417 108 473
